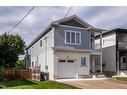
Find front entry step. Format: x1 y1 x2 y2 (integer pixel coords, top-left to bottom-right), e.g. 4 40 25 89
77 74 106 79
90 73 106 78
78 75 92 78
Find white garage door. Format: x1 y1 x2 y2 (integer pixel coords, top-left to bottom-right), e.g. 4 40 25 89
57 60 76 78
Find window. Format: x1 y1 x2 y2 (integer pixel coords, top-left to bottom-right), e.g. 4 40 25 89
65 30 81 45
81 57 87 67
76 32 80 44
40 40 42 47
123 57 127 63
59 60 66 62
66 32 70 43
71 32 75 43
67 60 74 63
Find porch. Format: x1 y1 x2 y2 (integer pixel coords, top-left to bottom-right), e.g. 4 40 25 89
89 53 105 78
117 50 127 75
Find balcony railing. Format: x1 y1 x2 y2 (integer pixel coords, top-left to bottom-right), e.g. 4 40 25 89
91 43 101 50
118 41 127 49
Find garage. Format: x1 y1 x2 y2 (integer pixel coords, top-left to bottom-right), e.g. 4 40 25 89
57 59 77 79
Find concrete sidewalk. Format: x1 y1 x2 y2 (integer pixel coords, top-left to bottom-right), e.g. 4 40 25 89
57 78 127 89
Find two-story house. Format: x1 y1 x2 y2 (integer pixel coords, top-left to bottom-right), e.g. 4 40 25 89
95 28 127 77
26 15 104 80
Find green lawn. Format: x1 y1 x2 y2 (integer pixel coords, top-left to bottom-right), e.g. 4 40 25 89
115 77 127 82
0 79 78 89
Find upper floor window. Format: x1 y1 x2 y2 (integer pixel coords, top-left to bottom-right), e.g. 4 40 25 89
65 30 81 45
40 40 42 47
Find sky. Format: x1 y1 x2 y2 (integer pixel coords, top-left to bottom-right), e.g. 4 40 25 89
0 6 127 45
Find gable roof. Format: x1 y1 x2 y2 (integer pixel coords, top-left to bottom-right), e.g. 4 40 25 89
51 15 94 28
26 15 105 50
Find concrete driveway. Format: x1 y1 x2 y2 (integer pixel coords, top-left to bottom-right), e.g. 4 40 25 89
57 78 127 89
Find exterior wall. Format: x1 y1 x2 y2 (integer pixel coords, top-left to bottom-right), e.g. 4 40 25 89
54 26 90 50
102 46 116 71
119 33 127 41
54 50 90 79
95 33 116 48
95 33 116 72
27 28 54 80
60 19 86 28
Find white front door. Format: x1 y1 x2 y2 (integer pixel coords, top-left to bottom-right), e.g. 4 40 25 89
57 59 76 78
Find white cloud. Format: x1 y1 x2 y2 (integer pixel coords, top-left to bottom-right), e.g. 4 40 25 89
88 7 127 29
0 6 127 45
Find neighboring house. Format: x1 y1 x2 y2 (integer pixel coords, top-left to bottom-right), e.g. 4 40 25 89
26 15 105 80
95 28 127 77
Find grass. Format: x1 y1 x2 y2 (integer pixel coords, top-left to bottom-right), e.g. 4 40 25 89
115 77 127 82
0 79 78 89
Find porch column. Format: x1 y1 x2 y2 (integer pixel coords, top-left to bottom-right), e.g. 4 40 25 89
92 56 95 73
117 51 120 75
100 32 103 73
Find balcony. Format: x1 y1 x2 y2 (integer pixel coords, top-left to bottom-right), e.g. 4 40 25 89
118 41 127 50
91 43 101 51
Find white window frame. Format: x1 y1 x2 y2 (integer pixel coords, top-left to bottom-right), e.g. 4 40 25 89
65 30 81 45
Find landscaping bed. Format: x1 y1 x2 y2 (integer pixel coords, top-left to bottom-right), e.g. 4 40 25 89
115 77 127 83
115 77 127 82
0 79 78 89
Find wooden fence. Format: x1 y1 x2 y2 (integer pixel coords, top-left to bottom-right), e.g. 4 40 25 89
1 69 32 80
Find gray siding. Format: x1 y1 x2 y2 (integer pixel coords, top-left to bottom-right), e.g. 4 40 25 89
54 26 90 49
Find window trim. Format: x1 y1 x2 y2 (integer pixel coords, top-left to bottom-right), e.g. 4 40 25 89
65 30 81 45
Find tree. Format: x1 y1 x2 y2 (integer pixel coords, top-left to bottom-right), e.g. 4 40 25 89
0 33 26 68
16 59 26 69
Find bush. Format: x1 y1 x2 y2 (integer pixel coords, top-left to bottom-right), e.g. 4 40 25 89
10 76 17 80
0 69 4 81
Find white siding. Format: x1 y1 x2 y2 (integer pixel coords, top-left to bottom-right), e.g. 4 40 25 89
54 50 90 79
95 33 116 48
27 28 54 79
95 33 116 72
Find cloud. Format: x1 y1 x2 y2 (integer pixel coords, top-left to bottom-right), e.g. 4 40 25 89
0 6 127 45
87 7 127 29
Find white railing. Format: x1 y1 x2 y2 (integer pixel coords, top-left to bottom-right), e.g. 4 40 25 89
94 43 101 50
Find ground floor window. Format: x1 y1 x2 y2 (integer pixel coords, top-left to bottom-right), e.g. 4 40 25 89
81 57 87 67
59 60 66 62
67 60 74 63
58 59 74 63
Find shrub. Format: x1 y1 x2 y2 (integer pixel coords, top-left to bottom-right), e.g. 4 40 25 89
0 69 4 81
10 76 17 80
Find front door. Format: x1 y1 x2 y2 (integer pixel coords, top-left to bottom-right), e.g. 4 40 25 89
120 56 127 69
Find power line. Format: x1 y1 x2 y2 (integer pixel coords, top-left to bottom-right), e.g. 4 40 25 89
7 6 35 34
64 6 73 17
